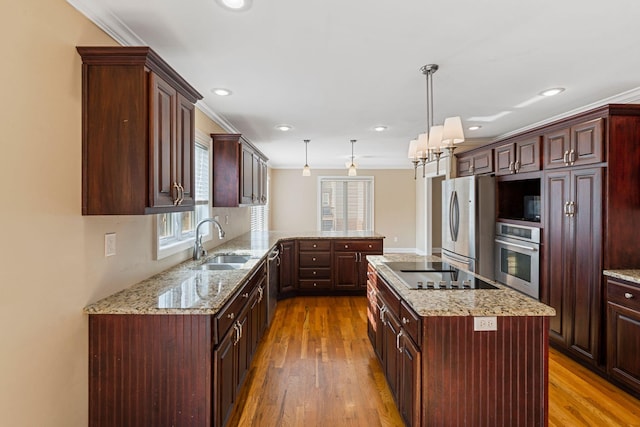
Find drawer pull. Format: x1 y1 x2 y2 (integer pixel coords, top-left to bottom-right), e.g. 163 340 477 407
624 292 634 299
344 244 349 249
312 257 317 261
227 312 235 320
313 244 317 248
368 244 372 248
402 317 410 325
242 292 249 298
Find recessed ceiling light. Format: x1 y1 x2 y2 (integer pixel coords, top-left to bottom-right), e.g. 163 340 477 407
275 124 292 131
216 0 252 11
540 88 565 97
468 125 482 131
211 88 232 96
374 125 388 132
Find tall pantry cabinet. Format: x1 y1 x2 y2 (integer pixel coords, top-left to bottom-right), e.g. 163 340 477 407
541 105 640 371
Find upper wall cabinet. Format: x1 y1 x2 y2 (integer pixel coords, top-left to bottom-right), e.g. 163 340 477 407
456 147 493 176
77 46 202 215
543 118 604 169
211 133 268 207
494 136 541 176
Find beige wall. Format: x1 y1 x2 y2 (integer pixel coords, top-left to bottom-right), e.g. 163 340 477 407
270 169 416 250
0 2 249 426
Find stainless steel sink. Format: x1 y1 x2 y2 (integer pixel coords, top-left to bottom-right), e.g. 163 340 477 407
208 255 251 264
191 254 251 271
193 263 240 271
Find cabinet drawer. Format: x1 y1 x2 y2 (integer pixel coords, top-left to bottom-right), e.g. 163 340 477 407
299 267 331 280
299 252 331 267
299 279 332 290
608 279 640 312
215 280 254 343
400 301 421 347
299 240 331 251
378 277 401 318
333 239 383 253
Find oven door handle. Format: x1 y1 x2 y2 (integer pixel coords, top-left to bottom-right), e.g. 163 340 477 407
495 239 538 252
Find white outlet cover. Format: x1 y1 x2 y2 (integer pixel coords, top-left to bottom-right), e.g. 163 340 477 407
473 316 498 331
105 233 116 257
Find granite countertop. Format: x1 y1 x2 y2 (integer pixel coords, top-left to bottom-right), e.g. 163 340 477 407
84 230 384 315
603 269 640 285
368 254 556 317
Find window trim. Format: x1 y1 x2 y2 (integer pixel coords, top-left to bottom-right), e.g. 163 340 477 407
154 130 212 260
316 175 375 232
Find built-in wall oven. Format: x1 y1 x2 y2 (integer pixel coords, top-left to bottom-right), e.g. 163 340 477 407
494 222 540 299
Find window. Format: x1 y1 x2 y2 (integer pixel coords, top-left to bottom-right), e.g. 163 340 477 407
318 177 374 232
156 138 210 258
250 174 269 231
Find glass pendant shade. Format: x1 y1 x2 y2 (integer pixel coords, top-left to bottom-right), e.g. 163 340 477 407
348 164 357 176
302 164 311 176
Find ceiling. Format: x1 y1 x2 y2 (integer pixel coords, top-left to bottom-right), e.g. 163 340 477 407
69 0 640 170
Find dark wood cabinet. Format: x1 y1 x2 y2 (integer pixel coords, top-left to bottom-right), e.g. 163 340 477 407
333 239 383 290
456 147 493 176
543 118 604 169
298 240 332 290
278 240 297 294
494 136 541 175
543 167 603 365
77 46 202 215
399 331 421 427
606 277 640 395
212 133 268 207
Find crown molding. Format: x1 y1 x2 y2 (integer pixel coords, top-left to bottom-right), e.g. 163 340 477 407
66 0 146 46
495 86 640 141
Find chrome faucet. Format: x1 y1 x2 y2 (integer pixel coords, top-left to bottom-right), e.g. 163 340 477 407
193 218 226 260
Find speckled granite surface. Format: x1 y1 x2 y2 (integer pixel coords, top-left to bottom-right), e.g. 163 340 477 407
368 254 556 317
84 231 383 315
603 270 640 285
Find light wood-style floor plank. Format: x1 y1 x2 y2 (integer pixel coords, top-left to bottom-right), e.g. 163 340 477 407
231 296 640 427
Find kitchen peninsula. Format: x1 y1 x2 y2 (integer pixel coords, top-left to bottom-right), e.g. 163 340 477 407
84 231 383 427
367 254 555 427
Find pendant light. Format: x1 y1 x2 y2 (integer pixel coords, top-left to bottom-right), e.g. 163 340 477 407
302 139 311 176
348 139 357 176
409 64 465 178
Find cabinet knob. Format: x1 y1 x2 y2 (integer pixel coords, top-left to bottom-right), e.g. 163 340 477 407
624 292 634 299
227 312 235 320
344 244 349 249
368 244 372 248
242 293 249 298
313 244 317 248
313 271 317 275
312 257 317 261
402 317 410 325
313 283 317 287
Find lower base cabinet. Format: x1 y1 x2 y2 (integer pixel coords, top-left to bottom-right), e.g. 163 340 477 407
88 261 267 427
606 276 640 394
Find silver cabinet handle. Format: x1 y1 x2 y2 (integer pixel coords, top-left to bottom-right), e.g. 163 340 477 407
173 182 180 205
563 150 570 165
257 286 264 303
509 161 515 173
564 201 570 217
469 164 475 174
178 184 185 205
232 322 240 345
515 160 521 172
379 306 387 325
396 330 404 353
569 149 576 165
569 201 576 217
625 292 634 299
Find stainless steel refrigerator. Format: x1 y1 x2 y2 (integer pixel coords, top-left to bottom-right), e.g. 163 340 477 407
441 175 495 279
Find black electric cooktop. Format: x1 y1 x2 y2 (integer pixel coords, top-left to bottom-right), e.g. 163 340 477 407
383 261 498 290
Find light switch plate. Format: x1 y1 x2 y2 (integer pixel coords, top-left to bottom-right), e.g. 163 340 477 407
105 233 116 257
474 316 497 331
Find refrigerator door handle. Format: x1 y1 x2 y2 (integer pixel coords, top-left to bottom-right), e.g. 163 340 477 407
449 190 459 242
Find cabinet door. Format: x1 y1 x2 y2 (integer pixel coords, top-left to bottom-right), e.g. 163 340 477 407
400 334 421 427
471 149 493 175
174 93 195 207
334 251 359 290
494 143 516 175
543 171 571 346
279 241 297 294
456 155 473 176
568 168 602 363
607 302 640 392
214 326 237 427
515 137 541 174
241 146 254 205
543 128 571 169
570 118 604 167
382 307 401 399
235 306 250 395
150 73 178 208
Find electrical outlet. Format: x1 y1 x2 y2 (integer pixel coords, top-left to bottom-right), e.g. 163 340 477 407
105 233 116 257
393 236 398 242
473 316 497 331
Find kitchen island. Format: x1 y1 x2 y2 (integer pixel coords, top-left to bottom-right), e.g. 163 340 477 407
367 253 556 427
84 230 383 427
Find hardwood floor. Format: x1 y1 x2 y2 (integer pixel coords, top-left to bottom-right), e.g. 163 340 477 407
230 296 640 427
